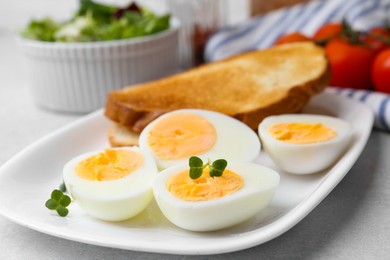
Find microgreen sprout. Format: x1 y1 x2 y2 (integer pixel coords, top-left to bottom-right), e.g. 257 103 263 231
189 156 227 179
45 189 71 217
59 181 67 193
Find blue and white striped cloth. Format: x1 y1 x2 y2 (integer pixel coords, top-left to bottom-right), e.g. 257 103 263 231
326 88 390 132
205 0 390 132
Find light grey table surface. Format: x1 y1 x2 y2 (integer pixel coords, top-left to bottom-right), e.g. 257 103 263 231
1 26 390 260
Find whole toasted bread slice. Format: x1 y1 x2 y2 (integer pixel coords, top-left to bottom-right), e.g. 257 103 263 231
105 42 330 132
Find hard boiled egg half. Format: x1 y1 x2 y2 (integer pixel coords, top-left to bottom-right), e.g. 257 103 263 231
139 109 261 170
152 162 280 231
258 114 353 174
63 147 157 221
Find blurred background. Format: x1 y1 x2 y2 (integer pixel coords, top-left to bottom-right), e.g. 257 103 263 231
0 0 250 91
0 0 252 31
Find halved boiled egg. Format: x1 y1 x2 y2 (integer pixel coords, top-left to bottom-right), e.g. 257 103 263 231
139 109 261 170
152 162 280 231
258 114 353 174
63 146 157 221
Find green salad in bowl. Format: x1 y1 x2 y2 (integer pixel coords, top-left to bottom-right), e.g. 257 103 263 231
18 0 178 113
21 0 171 42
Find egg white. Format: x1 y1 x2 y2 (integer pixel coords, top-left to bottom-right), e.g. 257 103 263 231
63 146 158 221
139 109 261 170
258 114 353 174
152 162 280 231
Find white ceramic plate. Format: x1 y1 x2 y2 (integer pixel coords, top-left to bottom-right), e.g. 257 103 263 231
0 92 373 255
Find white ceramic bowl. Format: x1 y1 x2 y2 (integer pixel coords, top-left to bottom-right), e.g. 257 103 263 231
17 18 180 113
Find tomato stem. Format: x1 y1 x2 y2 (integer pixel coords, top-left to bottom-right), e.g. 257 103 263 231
341 19 362 45
367 32 390 45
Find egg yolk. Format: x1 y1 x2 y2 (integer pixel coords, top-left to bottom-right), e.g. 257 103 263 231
75 149 143 181
147 113 217 159
166 168 243 201
268 122 337 144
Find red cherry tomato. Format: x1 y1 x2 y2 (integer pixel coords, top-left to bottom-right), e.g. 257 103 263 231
372 48 390 94
274 32 311 45
313 22 342 40
325 38 376 89
364 27 390 55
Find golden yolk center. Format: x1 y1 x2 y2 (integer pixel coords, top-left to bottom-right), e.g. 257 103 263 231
166 168 243 201
268 122 337 144
147 113 217 160
75 149 143 181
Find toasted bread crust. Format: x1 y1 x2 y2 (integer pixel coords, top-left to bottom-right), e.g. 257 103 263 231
234 64 331 129
105 42 330 132
108 124 140 147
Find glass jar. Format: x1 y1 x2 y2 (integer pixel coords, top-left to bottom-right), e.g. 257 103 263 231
166 0 227 68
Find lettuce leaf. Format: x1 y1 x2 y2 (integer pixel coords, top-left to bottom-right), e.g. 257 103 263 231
21 18 61 42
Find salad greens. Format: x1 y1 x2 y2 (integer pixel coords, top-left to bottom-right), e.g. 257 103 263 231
21 0 171 42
